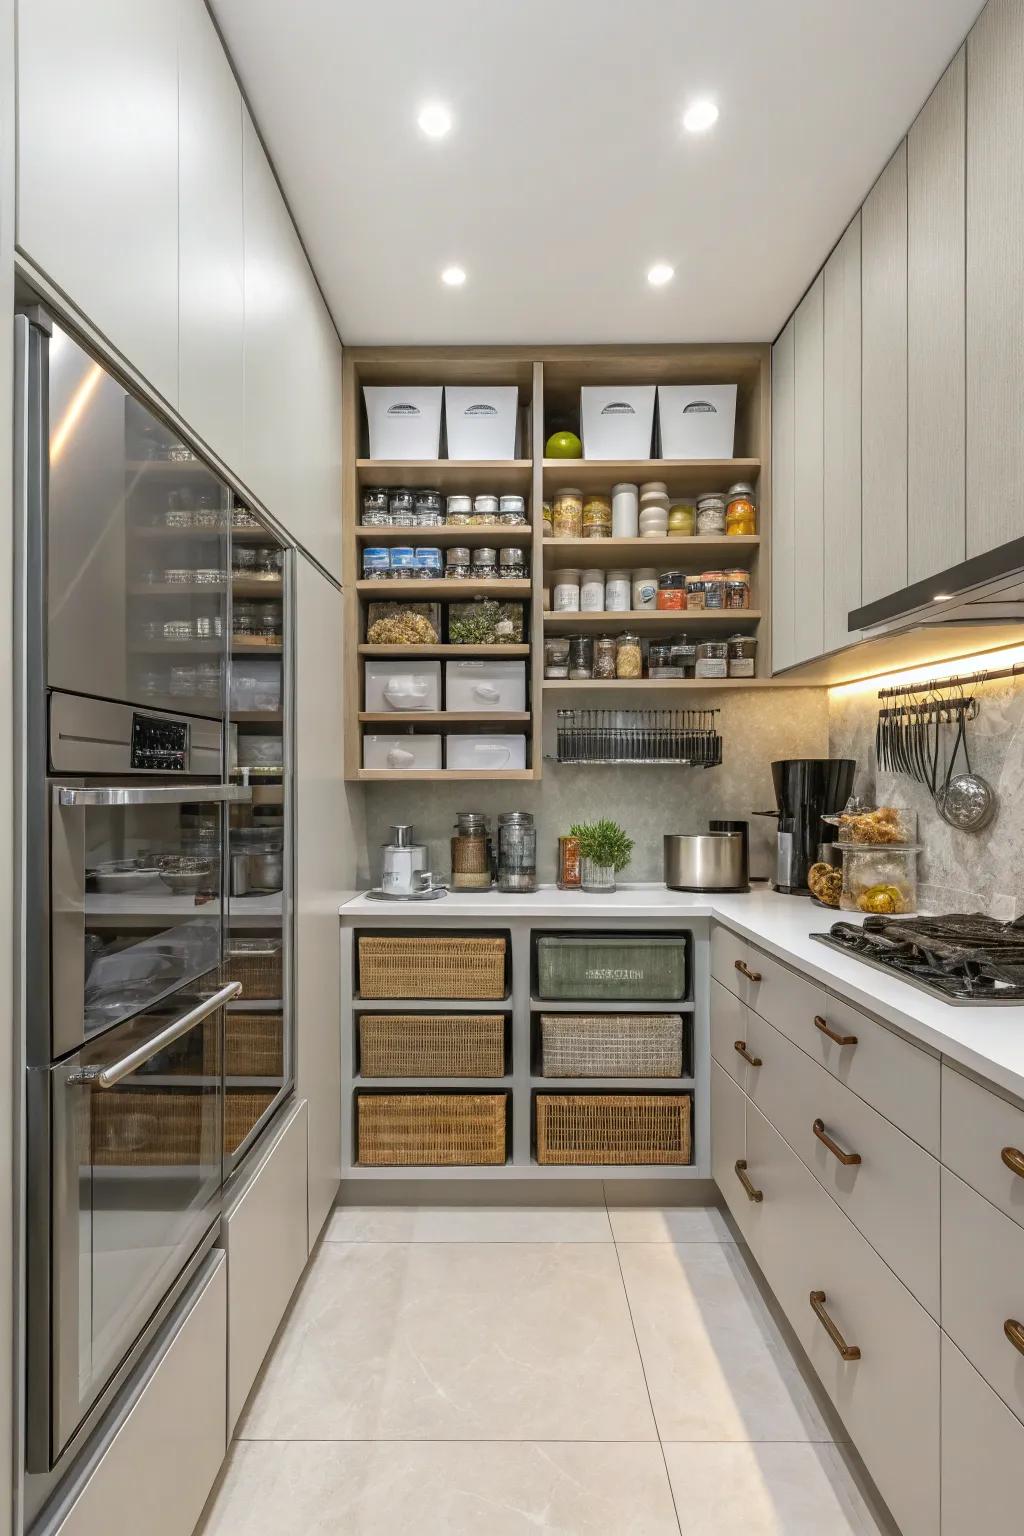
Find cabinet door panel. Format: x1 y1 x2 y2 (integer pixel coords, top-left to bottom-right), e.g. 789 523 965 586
861 143 908 604
770 319 796 673
823 216 862 650
942 1335 1024 1536
793 276 824 664
710 1061 749 1238
908 47 966 582
966 0 1024 556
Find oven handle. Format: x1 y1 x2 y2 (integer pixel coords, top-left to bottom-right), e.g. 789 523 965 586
56 784 252 807
76 981 242 1088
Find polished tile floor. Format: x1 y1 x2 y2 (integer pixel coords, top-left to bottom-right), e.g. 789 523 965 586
198 1196 889 1535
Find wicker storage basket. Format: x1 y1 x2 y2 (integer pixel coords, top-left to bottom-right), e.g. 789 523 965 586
91 1090 218 1167
535 1093 692 1166
536 935 686 1001
357 1093 507 1166
225 1089 276 1154
540 1014 684 1078
225 939 282 1000
357 936 506 999
359 1013 505 1078
224 1013 284 1077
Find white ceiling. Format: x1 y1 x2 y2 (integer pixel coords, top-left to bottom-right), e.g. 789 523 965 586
211 0 983 346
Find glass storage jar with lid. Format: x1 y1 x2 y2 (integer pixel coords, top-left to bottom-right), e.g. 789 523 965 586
445 546 471 579
695 640 728 678
727 634 758 677
594 635 617 679
450 812 493 891
499 495 527 525
615 632 643 678
388 490 416 526
544 636 570 678
362 486 390 525
497 811 536 893
446 494 473 526
696 493 727 535
552 488 583 538
499 546 527 579
471 547 498 579
726 482 757 535
582 494 612 538
569 635 594 678
657 571 685 610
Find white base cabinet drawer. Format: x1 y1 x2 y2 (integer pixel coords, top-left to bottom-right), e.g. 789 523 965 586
710 978 749 1088
942 1334 1024 1536
711 1060 751 1238
941 1167 1024 1424
224 1099 309 1430
56 1254 226 1536
711 926 823 1034
745 1100 940 1536
942 1066 1024 1231
746 1010 940 1316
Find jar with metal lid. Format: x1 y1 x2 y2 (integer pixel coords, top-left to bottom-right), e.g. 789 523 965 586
544 636 570 679
701 572 726 609
232 601 258 636
695 493 727 535
256 601 283 637
580 568 605 612
582 494 612 538
450 811 493 891
648 642 678 679
656 570 685 610
193 495 222 530
615 632 642 679
684 575 706 610
445 546 471 579
726 482 757 535
499 493 526 516
474 495 500 522
605 569 631 612
499 546 527 579
497 810 536 893
362 486 390 521
727 633 758 677
725 579 750 610
414 547 443 579
594 635 617 679
389 546 416 579
552 487 583 538
631 568 658 610
557 834 581 890
232 544 258 572
569 635 594 679
362 546 391 579
670 636 697 677
389 490 416 524
553 569 581 612
414 509 444 528
471 546 498 579
415 488 442 514
446 494 473 525
668 501 696 536
695 640 728 679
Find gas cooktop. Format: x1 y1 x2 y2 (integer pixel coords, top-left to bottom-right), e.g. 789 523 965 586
811 912 1024 1005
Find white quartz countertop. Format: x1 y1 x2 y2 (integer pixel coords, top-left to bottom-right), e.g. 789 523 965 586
340 883 1024 1102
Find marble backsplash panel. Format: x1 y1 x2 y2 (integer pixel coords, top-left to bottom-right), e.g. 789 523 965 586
360 688 828 887
828 672 1024 920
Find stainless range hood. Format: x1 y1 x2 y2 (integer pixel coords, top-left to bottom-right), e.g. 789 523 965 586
848 536 1024 635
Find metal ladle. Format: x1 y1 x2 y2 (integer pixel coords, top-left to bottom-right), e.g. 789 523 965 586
935 684 997 832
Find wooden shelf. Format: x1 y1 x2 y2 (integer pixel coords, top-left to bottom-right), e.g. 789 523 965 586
543 677 803 691
233 710 283 723
358 643 530 658
232 638 282 653
356 459 533 492
541 535 759 568
541 458 760 495
232 576 283 598
358 711 530 725
355 525 533 545
357 579 531 599
355 768 536 782
543 609 760 633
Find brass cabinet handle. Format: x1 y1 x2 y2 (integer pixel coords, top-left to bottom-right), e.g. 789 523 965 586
814 1014 858 1047
1001 1147 1024 1179
812 1117 861 1166
734 1039 762 1067
810 1290 861 1360
734 1159 763 1202
1005 1319 1024 1357
734 958 762 983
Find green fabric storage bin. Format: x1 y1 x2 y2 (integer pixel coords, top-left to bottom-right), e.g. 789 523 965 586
536 935 687 1001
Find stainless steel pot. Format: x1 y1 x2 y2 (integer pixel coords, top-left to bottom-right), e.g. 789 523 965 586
663 832 748 893
246 848 283 892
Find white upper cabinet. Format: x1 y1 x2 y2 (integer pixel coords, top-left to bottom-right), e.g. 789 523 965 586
792 275 825 664
967 0 1024 557
770 319 796 673
908 47 966 583
16 0 180 406
823 215 862 650
178 0 244 473
861 142 909 606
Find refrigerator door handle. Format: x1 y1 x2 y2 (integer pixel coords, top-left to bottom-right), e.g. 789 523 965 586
71 981 242 1088
56 784 253 807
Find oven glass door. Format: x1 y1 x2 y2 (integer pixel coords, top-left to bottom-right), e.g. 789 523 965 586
47 969 230 1464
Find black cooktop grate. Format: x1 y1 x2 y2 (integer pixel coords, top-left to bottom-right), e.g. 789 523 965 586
811 912 1024 1005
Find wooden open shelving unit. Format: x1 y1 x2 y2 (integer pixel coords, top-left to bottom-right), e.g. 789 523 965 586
342 344 772 782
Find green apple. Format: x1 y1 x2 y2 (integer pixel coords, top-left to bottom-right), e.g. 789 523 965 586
545 429 583 459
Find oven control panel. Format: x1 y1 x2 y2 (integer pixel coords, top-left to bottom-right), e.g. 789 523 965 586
130 713 190 772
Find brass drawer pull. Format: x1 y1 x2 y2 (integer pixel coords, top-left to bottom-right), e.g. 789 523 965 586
1001 1147 1024 1179
734 1159 763 1202
734 958 762 983
1005 1319 1024 1357
814 1014 858 1047
734 1039 762 1067
810 1290 861 1359
813 1117 861 1166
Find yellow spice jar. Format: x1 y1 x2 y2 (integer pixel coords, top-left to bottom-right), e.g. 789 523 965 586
667 501 696 535
552 487 583 538
582 494 612 538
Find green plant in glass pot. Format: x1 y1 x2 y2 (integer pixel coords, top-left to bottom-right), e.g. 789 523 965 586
569 819 634 895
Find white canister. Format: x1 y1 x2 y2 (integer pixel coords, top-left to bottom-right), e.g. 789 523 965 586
580 568 605 612
611 481 639 538
639 480 670 504
631 568 659 610
553 568 581 612
638 505 668 537
605 569 632 612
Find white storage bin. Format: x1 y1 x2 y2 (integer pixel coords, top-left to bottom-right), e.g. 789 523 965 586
657 384 737 458
445 659 526 712
446 733 527 771
230 658 281 713
444 386 519 459
364 386 442 460
580 385 656 459
364 660 441 713
363 734 443 772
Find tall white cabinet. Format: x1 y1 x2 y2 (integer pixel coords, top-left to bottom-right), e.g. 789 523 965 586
770 319 796 672
822 214 862 651
792 276 825 665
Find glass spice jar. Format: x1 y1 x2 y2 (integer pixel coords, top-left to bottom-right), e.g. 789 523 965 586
726 482 757 535
389 546 416 579
657 571 685 610
727 633 758 677
499 546 527 579
445 546 471 579
668 501 696 536
544 636 570 679
446 494 473 526
594 635 617 679
695 493 727 535
471 546 498 579
497 810 536 893
557 834 582 890
552 487 583 538
569 635 594 679
684 575 706 609
388 490 416 526
615 632 643 679
725 579 750 610
582 494 612 538
450 812 493 891
695 640 728 679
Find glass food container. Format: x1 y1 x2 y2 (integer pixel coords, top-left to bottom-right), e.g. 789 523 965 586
656 571 685 610
361 486 390 523
414 547 443 579
648 642 677 678
499 546 527 579
497 810 537 893
839 845 920 915
499 494 527 524
450 812 493 891
684 575 706 610
552 488 583 538
671 637 697 677
557 834 581 890
726 482 757 535
582 494 612 538
696 493 727 535
389 546 416 579
569 635 594 679
727 634 758 677
544 636 570 678
362 547 390 580
446 494 473 526
695 640 728 679
471 547 498 579
668 501 696 535
388 490 416 526
615 632 642 679
445 546 471 579
594 635 617 679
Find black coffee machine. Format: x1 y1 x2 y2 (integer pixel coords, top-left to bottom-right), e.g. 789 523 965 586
762 758 856 895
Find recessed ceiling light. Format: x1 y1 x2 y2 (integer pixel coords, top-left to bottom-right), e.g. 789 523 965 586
441 265 467 287
418 101 453 139
647 263 674 287
683 98 719 133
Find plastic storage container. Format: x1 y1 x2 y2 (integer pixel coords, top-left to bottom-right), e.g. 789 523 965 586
536 935 687 1000
444 659 526 711
364 386 442 459
362 734 443 772
657 384 737 458
580 386 656 459
445 734 527 770
444 386 518 459
363 660 442 713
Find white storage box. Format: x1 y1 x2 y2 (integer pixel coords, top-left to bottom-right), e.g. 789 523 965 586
580 385 656 460
364 386 442 460
363 734 443 772
446 734 527 771
445 659 526 712
230 658 281 713
444 386 519 459
657 384 737 458
364 660 441 713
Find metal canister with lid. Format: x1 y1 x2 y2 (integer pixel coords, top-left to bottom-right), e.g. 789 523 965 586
450 812 493 891
497 811 537 893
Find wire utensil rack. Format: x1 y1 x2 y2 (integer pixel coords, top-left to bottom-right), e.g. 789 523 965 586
554 709 722 766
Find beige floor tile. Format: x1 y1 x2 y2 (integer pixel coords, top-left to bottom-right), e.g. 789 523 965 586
608 1205 735 1243
618 1243 831 1442
326 1204 613 1243
238 1241 656 1442
199 1440 681 1535
663 1442 884 1534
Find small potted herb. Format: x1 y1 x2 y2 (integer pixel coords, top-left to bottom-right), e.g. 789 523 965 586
569 819 634 894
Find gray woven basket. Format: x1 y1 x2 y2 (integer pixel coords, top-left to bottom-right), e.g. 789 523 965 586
540 1013 683 1078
